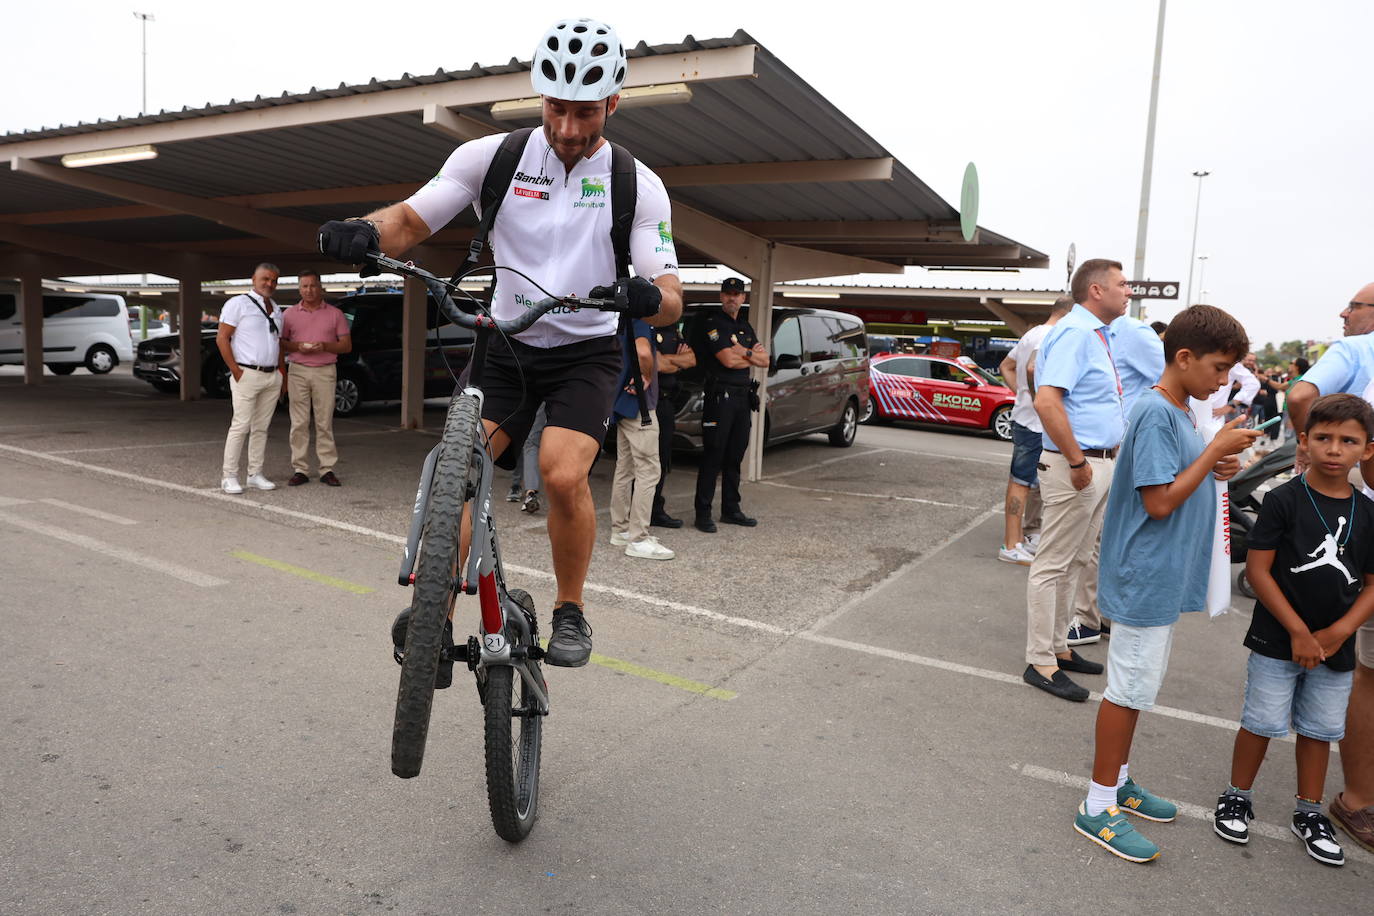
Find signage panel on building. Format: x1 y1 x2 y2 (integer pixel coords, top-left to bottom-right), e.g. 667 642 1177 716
1130 281 1179 300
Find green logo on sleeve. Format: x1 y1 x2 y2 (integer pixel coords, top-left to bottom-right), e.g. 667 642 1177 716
581 177 606 198
658 221 673 244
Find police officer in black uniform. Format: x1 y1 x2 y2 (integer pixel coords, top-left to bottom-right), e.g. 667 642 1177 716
693 277 769 533
650 319 695 528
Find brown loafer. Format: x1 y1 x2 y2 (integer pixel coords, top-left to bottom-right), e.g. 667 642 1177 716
287 472 309 486
1330 793 1374 854
320 471 341 487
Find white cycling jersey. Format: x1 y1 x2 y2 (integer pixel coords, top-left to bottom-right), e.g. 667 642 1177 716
405 131 680 348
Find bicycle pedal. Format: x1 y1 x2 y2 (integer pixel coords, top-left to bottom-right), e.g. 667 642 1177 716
441 643 471 664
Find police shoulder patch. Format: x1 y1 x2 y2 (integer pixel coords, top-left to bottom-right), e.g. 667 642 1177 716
707 329 719 341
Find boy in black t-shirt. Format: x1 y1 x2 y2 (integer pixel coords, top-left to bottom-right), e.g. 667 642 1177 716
1214 394 1374 866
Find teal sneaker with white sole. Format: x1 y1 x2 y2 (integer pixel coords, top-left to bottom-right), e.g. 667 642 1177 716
1117 778 1178 822
1074 803 1160 863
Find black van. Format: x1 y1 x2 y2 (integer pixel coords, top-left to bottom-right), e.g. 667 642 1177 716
672 303 869 450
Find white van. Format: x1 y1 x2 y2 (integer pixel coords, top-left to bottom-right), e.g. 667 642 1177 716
0 291 134 374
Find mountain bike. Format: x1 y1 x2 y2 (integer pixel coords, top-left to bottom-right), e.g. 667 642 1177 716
377 252 627 842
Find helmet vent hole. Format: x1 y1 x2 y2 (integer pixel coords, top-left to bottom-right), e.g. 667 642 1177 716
591 42 607 56
573 24 587 32
564 62 575 83
615 66 625 83
546 37 558 51
569 38 582 54
582 66 603 86
596 28 606 34
542 60 557 81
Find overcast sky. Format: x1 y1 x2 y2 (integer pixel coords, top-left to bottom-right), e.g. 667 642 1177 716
5 0 1371 348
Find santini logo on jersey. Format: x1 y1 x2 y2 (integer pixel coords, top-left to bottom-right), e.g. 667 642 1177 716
514 171 554 187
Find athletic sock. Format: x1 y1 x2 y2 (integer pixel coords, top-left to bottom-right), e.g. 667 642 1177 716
1117 764 1129 789
1086 780 1118 817
1295 795 1322 816
1228 785 1254 801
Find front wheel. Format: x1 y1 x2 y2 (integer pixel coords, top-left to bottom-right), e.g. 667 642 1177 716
47 363 78 375
828 399 858 447
335 373 363 417
392 394 482 779
1236 567 1257 599
990 405 1014 441
484 664 543 842
85 344 117 374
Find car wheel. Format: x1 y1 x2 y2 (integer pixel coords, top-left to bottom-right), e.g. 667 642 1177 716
1236 567 1257 599
151 380 180 394
204 363 232 398
860 397 876 424
46 363 78 375
990 405 1014 441
335 374 363 417
828 399 859 447
84 344 117 374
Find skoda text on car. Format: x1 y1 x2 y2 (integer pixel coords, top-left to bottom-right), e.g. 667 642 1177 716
863 353 1015 440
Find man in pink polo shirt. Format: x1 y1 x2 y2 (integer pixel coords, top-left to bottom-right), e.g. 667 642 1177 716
280 270 351 486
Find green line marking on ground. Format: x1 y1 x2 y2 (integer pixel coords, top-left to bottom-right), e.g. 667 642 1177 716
540 640 735 700
229 549 375 595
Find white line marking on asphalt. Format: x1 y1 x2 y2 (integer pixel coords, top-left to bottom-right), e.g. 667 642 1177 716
899 449 1010 467
1 441 1284 744
39 498 138 525
0 496 31 507
0 510 226 587
761 447 894 480
1016 763 1373 864
759 479 985 510
46 428 402 455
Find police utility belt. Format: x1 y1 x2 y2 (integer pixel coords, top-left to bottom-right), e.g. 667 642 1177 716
706 376 761 411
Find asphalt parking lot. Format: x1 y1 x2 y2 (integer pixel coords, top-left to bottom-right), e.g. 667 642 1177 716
2 367 1369 915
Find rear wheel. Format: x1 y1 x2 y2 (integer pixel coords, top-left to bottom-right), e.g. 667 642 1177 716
335 373 363 417
152 380 180 394
860 397 876 424
204 362 232 398
828 399 859 447
391 394 482 779
85 344 117 374
1236 568 1257 599
990 405 1014 441
47 364 78 375
484 662 543 842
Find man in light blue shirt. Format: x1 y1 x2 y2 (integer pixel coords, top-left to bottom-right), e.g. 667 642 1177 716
1111 314 1166 420
1023 258 1131 702
1287 282 1374 436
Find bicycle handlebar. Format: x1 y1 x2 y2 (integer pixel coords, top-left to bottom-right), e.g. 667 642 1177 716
365 253 625 334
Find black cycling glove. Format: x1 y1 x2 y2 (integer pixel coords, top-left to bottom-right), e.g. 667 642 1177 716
590 277 661 319
318 219 381 277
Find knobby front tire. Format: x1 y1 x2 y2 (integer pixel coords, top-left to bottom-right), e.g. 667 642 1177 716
484 661 543 842
391 394 481 779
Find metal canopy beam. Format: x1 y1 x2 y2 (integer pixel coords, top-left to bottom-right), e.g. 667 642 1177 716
0 222 204 277
736 220 966 242
657 158 893 187
771 243 901 283
980 298 1031 336
422 104 501 143
0 45 759 160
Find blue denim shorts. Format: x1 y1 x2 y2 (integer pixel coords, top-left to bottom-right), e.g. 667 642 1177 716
1009 421 1043 487
1240 652 1354 742
1103 621 1176 710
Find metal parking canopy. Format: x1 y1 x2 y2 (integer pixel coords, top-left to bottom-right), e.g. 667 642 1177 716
0 30 1046 477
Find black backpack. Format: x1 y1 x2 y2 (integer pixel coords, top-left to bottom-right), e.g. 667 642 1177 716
454 127 649 425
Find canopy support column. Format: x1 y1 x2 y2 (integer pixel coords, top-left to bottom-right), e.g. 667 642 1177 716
743 243 776 483
400 277 426 429
178 276 201 400
19 263 43 385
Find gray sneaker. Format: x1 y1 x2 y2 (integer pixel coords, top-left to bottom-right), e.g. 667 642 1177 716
545 603 592 667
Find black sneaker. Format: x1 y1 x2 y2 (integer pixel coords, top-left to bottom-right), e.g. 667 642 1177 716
390 608 455 689
545 603 593 668
721 510 757 527
651 512 684 529
1214 792 1254 844
694 516 717 533
1292 810 1345 866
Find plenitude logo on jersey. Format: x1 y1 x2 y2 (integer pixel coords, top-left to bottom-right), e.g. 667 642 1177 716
656 221 674 254
515 291 578 316
512 170 552 201
574 176 608 209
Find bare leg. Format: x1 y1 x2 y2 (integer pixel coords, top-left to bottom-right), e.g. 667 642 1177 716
1091 699 1139 787
1339 663 1374 808
1295 735 1331 802
538 426 602 608
1003 478 1028 549
1230 728 1271 791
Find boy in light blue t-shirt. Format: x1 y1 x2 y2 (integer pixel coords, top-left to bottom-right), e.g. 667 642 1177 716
1072 305 1262 863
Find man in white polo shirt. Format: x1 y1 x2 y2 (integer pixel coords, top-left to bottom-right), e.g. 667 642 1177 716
217 262 285 494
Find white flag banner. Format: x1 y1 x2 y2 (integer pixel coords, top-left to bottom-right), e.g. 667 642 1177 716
1195 407 1233 617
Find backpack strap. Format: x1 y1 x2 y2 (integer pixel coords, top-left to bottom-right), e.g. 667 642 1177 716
449 127 536 289
608 140 636 279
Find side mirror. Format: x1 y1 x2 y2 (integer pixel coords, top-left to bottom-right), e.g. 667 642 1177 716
774 353 802 371
964 377 980 386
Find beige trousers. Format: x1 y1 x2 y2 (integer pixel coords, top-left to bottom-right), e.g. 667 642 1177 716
222 368 280 478
610 413 661 544
287 363 338 474
1025 451 1114 666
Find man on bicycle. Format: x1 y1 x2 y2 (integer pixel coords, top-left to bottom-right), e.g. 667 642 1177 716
318 17 683 670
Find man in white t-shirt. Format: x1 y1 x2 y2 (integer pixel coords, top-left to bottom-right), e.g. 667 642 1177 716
217 262 285 494
318 18 683 670
998 296 1070 564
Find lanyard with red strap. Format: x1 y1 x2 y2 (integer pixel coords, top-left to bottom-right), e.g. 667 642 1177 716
1093 327 1123 398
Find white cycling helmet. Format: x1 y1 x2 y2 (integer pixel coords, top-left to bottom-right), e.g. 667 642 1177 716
531 18 627 102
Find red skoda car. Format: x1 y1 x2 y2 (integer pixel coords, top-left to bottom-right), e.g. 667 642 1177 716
863 353 1015 440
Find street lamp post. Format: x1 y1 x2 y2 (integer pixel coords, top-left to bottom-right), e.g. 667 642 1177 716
133 12 155 116
1184 169 1211 306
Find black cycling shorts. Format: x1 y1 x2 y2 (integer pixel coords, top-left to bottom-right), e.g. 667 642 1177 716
469 334 623 469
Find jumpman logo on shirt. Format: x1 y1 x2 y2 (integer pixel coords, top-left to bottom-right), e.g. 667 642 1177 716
1290 516 1357 585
